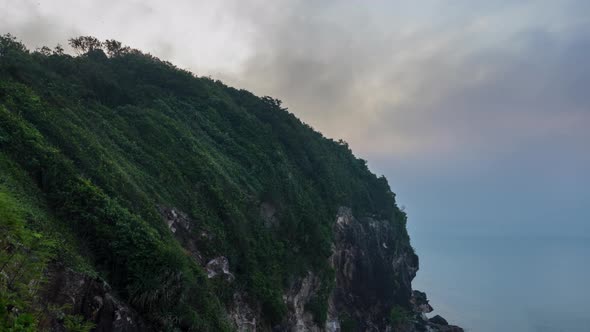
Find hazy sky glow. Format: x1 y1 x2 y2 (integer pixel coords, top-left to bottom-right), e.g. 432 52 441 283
2 0 588 237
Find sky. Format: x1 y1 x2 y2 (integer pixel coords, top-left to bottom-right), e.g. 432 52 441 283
1 0 588 238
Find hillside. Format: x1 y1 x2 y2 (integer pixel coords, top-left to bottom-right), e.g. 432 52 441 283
0 35 461 331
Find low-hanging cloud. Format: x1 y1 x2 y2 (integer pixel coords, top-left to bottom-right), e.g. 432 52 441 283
217 1 590 161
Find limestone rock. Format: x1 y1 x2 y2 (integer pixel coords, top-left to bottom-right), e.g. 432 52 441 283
229 293 259 332
429 315 448 326
158 206 191 234
411 290 434 313
41 263 149 332
328 206 419 330
206 256 235 282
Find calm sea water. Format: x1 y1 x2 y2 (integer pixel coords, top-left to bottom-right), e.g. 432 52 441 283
410 233 590 332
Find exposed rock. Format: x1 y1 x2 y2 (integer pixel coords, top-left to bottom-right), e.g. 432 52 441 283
158 206 191 234
283 272 322 332
41 263 149 332
328 206 419 330
404 312 463 332
430 324 464 332
206 256 235 282
324 294 340 332
411 290 434 313
419 314 463 332
159 206 463 332
429 315 448 326
324 318 340 332
260 202 278 228
157 206 205 264
229 292 260 332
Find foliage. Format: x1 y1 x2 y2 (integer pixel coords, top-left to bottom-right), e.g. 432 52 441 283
63 315 95 332
0 185 55 331
389 305 412 326
305 268 335 326
68 36 102 54
339 313 357 332
0 34 413 330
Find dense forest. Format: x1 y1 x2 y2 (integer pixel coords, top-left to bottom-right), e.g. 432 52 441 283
0 34 412 331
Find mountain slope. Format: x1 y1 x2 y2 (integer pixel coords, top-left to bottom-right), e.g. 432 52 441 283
0 35 460 332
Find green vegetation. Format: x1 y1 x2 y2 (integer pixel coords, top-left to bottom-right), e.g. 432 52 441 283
0 34 411 330
0 162 54 331
389 305 412 326
63 315 95 332
305 267 335 326
339 313 358 332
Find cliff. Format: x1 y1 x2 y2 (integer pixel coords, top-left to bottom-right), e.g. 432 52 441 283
0 35 461 331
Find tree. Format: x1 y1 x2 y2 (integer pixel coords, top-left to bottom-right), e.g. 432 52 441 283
0 34 27 56
103 39 130 57
68 36 102 54
53 44 65 55
35 46 52 56
262 96 284 109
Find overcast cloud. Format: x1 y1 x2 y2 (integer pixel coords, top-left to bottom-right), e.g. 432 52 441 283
1 0 588 236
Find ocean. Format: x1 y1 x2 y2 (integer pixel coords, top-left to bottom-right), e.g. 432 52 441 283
410 232 590 332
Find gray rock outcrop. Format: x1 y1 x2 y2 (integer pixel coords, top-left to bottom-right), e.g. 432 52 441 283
41 263 149 332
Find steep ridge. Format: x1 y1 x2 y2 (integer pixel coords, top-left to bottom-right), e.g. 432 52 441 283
0 35 461 331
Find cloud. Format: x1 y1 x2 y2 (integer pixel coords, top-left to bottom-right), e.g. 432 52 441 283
3 1 587 151
0 0 256 72
1 0 589 234
200 1 590 162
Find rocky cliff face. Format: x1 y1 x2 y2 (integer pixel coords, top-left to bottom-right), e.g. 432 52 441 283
40 264 149 332
320 207 461 332
35 205 460 332
327 207 418 330
160 205 461 332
